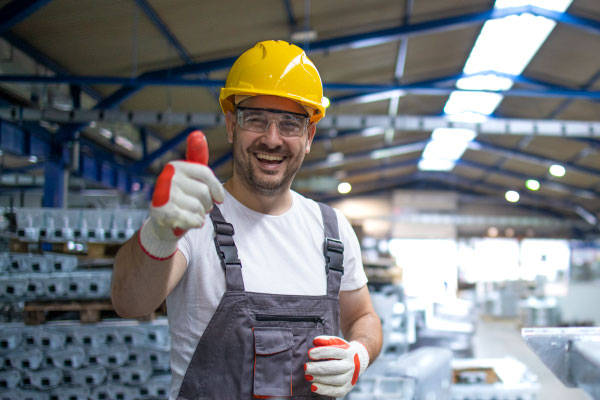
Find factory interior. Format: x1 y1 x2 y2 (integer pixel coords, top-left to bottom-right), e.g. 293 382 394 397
0 0 599 399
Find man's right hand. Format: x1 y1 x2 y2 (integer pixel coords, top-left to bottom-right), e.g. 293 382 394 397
139 131 225 260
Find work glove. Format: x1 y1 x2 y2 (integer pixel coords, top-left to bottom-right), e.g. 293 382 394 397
139 130 225 260
304 335 369 398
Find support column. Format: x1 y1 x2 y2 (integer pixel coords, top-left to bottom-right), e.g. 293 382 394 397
42 161 68 208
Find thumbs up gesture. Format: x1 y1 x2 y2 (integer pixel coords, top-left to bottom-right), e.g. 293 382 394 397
139 130 225 260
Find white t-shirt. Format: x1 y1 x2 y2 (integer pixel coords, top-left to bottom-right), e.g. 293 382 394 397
166 189 367 398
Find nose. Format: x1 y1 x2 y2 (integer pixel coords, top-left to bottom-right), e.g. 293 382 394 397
262 120 284 145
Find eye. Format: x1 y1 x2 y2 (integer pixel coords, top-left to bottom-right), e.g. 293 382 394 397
244 114 267 125
279 121 301 131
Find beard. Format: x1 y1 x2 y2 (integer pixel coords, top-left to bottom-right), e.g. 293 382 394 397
232 127 306 196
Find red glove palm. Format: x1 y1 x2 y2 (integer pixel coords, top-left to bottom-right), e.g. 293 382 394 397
139 130 224 259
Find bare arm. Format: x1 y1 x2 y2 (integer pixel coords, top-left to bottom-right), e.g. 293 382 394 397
339 285 383 363
111 231 188 318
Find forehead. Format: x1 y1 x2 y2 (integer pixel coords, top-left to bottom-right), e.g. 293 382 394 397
239 95 305 114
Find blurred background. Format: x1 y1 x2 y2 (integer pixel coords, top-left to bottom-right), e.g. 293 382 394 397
0 0 599 399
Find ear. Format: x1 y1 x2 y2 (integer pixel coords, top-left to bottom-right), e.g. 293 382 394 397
225 111 235 144
305 123 317 154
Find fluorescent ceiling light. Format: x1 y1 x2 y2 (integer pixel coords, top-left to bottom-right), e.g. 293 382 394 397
98 128 112 139
361 127 385 137
327 152 344 163
525 179 540 190
337 182 352 194
115 136 134 151
549 164 566 177
371 142 427 160
505 190 520 202
290 29 317 43
347 89 405 105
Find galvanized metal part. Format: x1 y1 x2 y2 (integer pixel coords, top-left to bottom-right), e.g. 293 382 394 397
522 327 600 399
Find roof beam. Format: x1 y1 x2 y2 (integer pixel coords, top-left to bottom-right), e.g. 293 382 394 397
2 32 102 101
2 73 600 101
132 126 197 171
301 140 428 172
455 159 598 200
338 171 596 226
468 140 600 180
4 107 599 138
0 1 101 102
134 0 192 64
529 5 600 36
547 68 600 120
0 0 52 35
322 154 599 201
36 5 597 143
281 0 297 28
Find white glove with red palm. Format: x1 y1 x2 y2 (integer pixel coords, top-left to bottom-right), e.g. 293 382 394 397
304 335 369 398
139 130 224 260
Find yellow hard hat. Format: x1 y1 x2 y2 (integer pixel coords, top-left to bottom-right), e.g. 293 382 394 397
220 40 326 124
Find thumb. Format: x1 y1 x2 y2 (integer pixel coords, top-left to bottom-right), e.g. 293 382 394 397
186 129 209 165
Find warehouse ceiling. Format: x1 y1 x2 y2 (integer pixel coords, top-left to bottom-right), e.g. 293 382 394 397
0 0 598 236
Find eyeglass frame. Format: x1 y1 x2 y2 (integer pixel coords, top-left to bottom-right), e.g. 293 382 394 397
235 106 311 137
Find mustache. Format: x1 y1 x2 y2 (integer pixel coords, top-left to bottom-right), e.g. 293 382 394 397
249 143 290 157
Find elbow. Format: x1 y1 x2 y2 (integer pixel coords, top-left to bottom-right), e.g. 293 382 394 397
111 290 136 318
110 282 146 318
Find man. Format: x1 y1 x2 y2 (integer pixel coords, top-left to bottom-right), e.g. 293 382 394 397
112 40 382 399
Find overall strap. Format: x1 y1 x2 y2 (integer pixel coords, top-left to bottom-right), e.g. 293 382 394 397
210 205 245 291
318 202 344 297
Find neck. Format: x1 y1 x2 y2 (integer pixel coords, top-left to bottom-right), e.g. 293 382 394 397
223 177 293 215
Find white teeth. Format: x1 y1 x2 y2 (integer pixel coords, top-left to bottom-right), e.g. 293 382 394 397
256 153 284 161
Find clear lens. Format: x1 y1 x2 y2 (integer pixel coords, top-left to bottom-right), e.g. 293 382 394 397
237 107 308 137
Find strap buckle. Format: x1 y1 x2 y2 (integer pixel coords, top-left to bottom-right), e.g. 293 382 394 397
213 220 234 236
214 238 241 269
324 237 344 275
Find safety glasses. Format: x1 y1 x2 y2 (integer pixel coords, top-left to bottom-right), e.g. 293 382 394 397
236 106 310 137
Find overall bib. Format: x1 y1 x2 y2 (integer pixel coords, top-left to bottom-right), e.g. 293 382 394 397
177 203 344 400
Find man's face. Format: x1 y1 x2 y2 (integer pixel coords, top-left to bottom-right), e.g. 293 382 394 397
226 95 316 196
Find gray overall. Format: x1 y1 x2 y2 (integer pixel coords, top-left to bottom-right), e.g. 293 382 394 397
177 203 344 400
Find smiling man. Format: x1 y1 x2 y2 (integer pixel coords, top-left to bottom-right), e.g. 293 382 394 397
111 40 382 400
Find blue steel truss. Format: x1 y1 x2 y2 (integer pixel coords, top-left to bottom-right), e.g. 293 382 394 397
1 2 599 203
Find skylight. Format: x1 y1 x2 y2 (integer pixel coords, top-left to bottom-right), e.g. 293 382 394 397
419 128 476 171
442 0 572 122
420 0 573 171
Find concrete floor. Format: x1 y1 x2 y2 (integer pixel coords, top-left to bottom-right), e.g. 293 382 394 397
472 318 592 400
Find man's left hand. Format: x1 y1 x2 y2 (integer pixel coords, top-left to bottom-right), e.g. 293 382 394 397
304 335 369 397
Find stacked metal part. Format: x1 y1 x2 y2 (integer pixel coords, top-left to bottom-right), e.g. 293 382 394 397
0 253 113 301
0 320 171 400
451 357 540 400
14 208 147 243
349 347 454 400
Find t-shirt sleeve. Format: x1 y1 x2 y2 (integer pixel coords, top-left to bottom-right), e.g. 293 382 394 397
336 209 368 291
177 232 192 265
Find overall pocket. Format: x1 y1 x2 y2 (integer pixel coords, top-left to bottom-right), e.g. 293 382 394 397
254 314 325 398
253 327 294 398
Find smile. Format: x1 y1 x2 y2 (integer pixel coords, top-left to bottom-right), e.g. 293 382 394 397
255 152 285 162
